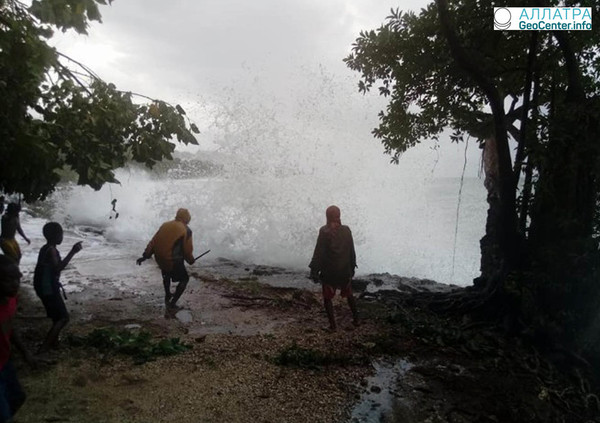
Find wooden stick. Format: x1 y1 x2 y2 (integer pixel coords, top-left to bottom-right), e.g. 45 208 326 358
194 250 211 261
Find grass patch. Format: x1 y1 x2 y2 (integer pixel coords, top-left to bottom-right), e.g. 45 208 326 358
67 327 191 364
235 279 264 295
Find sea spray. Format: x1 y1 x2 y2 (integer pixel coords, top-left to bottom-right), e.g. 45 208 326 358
39 66 487 286
45 168 486 285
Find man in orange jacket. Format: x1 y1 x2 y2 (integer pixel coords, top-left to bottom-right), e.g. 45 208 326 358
137 208 195 315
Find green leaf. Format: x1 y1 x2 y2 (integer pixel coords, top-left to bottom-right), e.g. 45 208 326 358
86 2 102 22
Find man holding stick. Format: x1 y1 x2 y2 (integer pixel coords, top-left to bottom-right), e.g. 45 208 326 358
136 208 198 315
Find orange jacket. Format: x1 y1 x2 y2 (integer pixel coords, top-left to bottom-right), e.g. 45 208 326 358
143 220 194 272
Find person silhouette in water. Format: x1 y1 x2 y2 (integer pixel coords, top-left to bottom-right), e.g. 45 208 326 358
309 205 359 331
137 208 196 317
0 203 30 265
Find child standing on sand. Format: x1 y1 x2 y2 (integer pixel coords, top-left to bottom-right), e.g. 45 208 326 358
33 222 82 355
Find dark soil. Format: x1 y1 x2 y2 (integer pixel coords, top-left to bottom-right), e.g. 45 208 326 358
10 266 600 423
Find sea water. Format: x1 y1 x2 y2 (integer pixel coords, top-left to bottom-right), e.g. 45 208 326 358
18 168 487 289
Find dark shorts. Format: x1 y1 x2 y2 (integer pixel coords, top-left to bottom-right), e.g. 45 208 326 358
40 293 69 322
161 261 189 283
0 360 26 421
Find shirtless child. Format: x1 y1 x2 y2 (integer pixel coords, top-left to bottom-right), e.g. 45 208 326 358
33 222 82 355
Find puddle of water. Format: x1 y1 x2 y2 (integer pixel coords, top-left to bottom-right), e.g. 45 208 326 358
350 359 412 423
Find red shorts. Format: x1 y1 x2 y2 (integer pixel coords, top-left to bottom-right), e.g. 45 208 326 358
322 281 352 300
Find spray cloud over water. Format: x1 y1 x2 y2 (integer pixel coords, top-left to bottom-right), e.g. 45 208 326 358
48 65 487 286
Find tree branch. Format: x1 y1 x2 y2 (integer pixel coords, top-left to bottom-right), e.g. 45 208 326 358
57 51 101 80
513 32 538 180
56 53 163 104
552 31 585 102
435 0 512 177
56 62 93 96
435 0 499 104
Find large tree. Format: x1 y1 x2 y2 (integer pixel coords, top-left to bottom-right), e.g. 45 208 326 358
345 0 600 353
0 0 199 202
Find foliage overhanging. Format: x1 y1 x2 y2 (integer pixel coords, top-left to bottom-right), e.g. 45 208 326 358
0 0 200 201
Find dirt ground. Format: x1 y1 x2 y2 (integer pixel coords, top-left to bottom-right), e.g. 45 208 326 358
11 265 600 423
13 268 384 423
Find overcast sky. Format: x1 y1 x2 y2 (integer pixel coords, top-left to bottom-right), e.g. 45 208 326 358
50 0 483 178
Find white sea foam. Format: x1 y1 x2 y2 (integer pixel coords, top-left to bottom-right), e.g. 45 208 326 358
21 68 488 287
31 168 486 287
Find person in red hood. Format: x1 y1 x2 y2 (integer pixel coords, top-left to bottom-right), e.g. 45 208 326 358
137 208 195 315
309 205 359 331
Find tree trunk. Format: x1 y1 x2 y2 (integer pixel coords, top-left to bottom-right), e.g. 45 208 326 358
436 0 521 292
523 33 600 350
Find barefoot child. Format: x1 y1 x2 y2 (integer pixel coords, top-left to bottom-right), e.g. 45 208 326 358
0 255 34 421
33 222 82 355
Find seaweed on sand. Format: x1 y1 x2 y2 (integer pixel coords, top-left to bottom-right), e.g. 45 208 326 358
67 327 191 364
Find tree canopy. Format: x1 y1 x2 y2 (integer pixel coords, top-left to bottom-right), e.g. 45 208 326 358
0 0 199 202
345 1 599 163
346 0 600 353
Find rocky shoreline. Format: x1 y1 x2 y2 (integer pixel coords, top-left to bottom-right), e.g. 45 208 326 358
12 259 599 422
